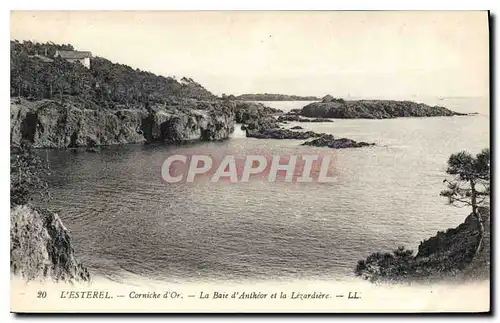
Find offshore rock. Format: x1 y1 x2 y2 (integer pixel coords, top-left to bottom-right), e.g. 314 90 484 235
301 99 465 119
246 128 321 140
303 134 375 149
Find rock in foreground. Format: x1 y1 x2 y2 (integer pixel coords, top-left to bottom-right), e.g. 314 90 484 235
355 209 490 283
11 204 90 282
303 134 375 149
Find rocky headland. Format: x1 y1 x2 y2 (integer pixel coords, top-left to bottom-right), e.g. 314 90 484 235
297 95 466 119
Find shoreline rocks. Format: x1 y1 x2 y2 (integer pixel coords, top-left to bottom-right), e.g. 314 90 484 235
239 102 374 148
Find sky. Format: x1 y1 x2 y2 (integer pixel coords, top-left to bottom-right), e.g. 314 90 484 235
10 11 489 98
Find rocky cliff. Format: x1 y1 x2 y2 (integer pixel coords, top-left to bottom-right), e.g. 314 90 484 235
11 98 235 148
300 99 464 119
414 210 490 279
10 204 90 282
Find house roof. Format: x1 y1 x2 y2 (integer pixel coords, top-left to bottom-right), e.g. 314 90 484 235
55 50 92 59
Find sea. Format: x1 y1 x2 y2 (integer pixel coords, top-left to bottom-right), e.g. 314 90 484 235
37 96 490 284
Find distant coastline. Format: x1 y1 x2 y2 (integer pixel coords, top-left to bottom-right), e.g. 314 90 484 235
233 93 321 101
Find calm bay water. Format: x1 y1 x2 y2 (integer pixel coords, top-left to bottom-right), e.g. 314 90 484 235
38 97 489 283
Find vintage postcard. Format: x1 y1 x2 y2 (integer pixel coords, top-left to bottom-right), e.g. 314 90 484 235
10 10 490 313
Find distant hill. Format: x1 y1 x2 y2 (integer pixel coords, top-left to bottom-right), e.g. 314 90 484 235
234 93 320 101
10 40 215 110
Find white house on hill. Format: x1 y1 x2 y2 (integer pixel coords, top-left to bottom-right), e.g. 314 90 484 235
54 50 92 69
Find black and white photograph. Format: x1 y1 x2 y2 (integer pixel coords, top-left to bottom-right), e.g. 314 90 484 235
9 10 491 313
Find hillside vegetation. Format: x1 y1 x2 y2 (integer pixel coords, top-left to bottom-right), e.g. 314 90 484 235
11 40 215 110
10 41 245 148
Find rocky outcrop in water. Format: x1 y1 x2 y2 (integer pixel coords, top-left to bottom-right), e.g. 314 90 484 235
11 204 90 282
240 103 371 145
10 98 235 148
300 99 465 119
303 134 375 149
246 128 321 140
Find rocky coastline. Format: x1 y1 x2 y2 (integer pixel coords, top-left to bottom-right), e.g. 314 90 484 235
11 98 236 148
